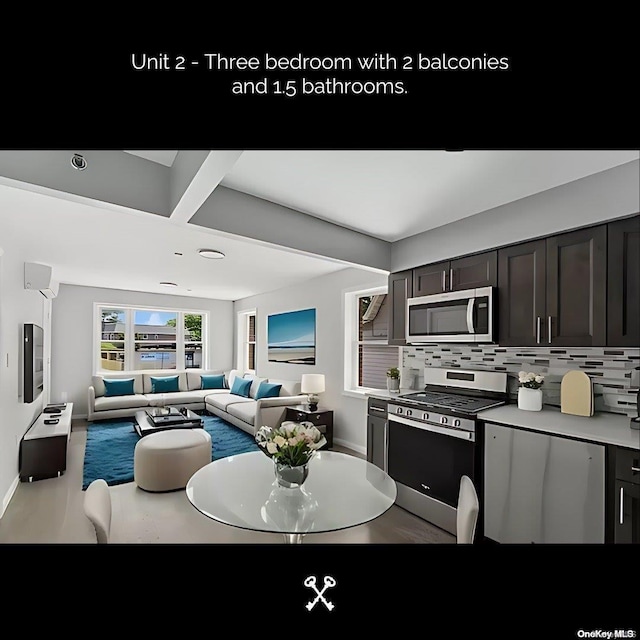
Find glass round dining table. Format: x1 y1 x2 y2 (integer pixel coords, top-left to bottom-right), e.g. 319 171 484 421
186 450 397 543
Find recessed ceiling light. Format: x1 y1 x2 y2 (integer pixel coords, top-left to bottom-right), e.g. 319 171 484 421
198 249 225 259
160 281 178 287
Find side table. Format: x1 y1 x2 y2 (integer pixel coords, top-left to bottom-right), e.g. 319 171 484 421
284 405 333 449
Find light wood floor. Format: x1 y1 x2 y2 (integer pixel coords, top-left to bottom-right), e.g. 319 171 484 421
0 419 455 544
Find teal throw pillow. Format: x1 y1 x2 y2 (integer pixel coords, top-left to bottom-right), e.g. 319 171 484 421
104 378 135 397
230 376 252 398
255 382 282 399
151 375 180 393
201 374 225 390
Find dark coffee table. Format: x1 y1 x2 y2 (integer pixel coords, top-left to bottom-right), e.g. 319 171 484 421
134 407 204 437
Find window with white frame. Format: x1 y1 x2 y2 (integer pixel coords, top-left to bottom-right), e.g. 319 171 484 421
344 286 400 392
96 304 207 373
237 309 256 373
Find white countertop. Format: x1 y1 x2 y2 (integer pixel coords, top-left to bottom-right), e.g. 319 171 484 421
478 404 640 450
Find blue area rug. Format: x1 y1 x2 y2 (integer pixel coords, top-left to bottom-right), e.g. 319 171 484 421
82 413 260 489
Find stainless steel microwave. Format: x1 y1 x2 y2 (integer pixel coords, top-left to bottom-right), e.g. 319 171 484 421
406 286 496 343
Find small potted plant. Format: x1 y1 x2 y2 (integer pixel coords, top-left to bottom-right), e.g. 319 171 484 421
517 371 544 411
386 367 401 393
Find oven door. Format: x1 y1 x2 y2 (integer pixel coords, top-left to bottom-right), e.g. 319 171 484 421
406 287 493 343
387 414 475 508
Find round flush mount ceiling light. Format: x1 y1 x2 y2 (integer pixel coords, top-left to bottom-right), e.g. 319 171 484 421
70 153 87 170
198 249 225 260
159 281 178 287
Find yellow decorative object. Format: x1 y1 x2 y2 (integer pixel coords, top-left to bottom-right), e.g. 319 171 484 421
560 371 594 417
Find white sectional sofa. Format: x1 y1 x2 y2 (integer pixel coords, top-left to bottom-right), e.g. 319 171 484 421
88 369 306 435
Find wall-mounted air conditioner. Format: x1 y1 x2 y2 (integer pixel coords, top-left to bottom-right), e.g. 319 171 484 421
24 262 59 299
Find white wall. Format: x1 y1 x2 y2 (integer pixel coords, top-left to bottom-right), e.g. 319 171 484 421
234 267 388 453
391 160 640 272
50 284 234 417
0 244 47 516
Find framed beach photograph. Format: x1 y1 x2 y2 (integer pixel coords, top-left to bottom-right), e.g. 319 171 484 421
267 308 316 365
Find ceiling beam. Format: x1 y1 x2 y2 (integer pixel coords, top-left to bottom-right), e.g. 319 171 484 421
169 150 243 224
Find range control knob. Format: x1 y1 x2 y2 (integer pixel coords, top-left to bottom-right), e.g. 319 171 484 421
422 413 429 421
406 410 413 417
440 416 448 425
396 407 403 414
453 419 461 427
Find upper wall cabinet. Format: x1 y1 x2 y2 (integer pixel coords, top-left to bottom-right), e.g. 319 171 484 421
388 269 413 345
498 226 607 346
497 239 546 346
607 215 640 347
546 225 607 346
412 251 497 297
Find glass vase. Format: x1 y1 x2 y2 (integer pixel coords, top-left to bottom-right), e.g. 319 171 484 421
274 461 309 488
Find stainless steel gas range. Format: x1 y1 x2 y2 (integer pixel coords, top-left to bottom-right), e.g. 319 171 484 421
386 368 508 535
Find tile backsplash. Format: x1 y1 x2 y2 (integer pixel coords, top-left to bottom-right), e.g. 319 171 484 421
402 345 640 417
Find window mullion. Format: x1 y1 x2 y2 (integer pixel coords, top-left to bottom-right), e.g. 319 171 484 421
125 309 134 371
177 311 185 371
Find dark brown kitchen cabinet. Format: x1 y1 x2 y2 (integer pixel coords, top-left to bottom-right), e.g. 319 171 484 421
413 261 449 297
546 224 607 346
498 226 607 346
607 215 640 347
498 239 546 346
388 269 413 345
413 251 497 297
449 251 497 291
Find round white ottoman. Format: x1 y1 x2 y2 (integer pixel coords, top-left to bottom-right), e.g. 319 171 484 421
134 429 212 492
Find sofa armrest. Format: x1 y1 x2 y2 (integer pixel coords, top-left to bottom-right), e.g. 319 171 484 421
255 394 308 429
88 385 96 422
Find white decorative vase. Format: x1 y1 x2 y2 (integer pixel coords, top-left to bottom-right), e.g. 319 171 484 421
518 387 543 411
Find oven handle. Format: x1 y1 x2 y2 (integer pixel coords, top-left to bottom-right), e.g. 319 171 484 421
388 414 475 442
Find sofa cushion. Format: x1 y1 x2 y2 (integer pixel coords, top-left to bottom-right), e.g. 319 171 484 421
226 401 257 425
104 378 135 397
230 377 252 398
186 369 225 391
266 378 302 397
145 390 208 406
93 373 143 398
243 374 268 399
94 394 149 411
255 381 282 399
150 375 180 393
143 372 187 393
201 374 226 390
206 393 254 412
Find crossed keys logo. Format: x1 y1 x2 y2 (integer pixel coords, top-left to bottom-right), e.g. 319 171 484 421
304 575 336 611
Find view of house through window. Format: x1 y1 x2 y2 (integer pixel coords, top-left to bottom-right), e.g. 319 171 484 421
98 305 206 372
358 293 399 389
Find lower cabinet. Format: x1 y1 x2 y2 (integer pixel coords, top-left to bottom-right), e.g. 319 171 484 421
612 446 640 543
367 397 388 470
483 423 605 543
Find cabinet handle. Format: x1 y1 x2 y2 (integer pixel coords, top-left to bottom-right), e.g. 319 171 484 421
442 271 446 292
449 268 454 291
547 316 552 344
620 487 624 525
632 466 640 473
536 317 541 344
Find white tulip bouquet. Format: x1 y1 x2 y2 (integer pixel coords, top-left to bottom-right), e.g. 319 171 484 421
518 371 544 390
255 422 327 467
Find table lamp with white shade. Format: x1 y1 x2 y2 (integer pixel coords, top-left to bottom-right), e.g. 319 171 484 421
301 374 325 411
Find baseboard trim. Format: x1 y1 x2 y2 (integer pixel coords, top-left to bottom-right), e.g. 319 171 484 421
334 436 366 457
1 474 20 519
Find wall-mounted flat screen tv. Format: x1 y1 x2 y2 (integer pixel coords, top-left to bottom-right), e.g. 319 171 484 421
24 323 44 403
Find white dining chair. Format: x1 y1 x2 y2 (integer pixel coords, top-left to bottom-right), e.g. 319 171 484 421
84 478 112 544
456 475 479 544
